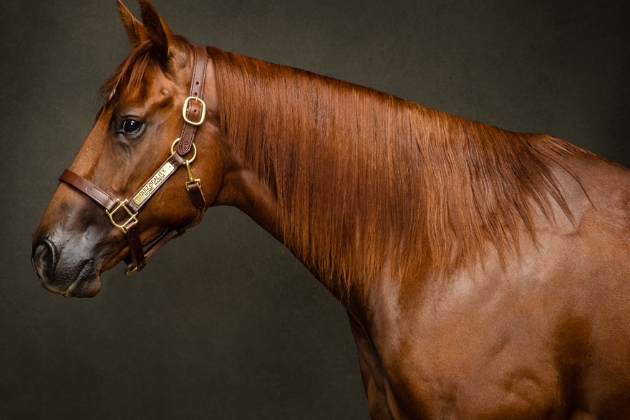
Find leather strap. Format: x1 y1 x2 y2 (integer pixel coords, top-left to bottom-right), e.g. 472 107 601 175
186 181 206 210
178 45 208 156
59 169 117 212
124 221 146 272
58 44 209 275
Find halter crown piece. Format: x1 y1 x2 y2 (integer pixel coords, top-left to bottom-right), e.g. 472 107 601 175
59 45 209 275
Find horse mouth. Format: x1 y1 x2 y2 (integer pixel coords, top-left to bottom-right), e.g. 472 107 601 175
35 258 102 298
62 261 102 298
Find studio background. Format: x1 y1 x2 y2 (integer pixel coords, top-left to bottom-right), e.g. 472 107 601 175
1 0 628 419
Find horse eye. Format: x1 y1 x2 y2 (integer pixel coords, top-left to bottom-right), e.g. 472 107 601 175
120 119 143 135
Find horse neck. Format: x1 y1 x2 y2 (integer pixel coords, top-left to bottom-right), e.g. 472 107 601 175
208 50 385 304
207 48 577 310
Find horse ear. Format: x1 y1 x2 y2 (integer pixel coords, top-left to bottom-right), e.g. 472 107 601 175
138 0 176 64
117 0 148 49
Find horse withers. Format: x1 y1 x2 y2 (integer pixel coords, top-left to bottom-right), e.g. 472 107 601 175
32 1 630 418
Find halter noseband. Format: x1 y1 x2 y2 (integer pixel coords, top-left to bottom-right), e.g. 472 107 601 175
59 45 209 275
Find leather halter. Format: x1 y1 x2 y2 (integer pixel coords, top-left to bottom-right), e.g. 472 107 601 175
59 45 209 275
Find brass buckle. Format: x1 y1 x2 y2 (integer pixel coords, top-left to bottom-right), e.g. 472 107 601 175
182 96 206 126
105 199 138 234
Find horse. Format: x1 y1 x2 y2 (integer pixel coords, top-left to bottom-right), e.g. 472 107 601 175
31 0 630 418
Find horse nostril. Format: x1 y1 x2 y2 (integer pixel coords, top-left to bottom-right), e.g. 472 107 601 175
32 239 57 280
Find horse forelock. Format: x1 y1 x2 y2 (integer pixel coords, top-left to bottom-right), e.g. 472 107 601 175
99 41 154 107
211 47 583 295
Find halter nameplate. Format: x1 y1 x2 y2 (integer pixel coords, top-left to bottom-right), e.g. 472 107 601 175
132 161 176 206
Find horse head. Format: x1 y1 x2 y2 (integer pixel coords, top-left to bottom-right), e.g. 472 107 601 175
31 0 226 297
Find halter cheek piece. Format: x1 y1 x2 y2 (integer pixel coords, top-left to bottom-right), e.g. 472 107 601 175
59 45 209 275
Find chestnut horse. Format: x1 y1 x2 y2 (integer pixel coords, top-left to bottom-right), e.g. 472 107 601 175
31 1 630 418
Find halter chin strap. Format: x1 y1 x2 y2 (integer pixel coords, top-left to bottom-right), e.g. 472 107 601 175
59 45 209 275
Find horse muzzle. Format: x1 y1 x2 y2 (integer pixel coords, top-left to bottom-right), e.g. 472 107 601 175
31 235 102 298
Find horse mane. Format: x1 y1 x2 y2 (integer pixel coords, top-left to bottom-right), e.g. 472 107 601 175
209 46 587 293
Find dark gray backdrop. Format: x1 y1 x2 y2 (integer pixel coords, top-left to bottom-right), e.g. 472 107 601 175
1 0 629 419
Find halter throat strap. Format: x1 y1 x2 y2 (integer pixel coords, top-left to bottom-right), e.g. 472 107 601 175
59 45 209 275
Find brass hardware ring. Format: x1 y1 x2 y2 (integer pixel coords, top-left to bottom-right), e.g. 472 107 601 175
170 138 197 164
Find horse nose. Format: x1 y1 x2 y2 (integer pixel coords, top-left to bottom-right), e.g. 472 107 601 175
32 238 57 283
